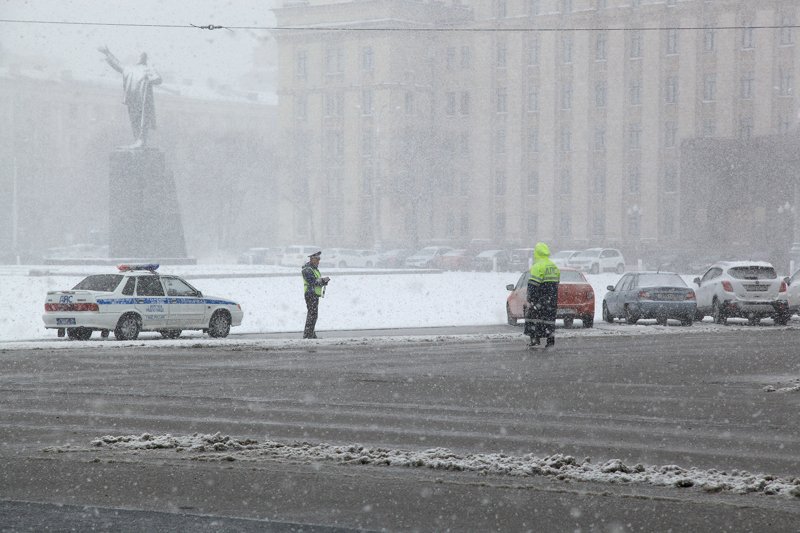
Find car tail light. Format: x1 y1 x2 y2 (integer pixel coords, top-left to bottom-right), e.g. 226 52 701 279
780 281 788 292
586 290 594 299
721 281 734 292
686 291 696 300
638 290 652 300
45 303 99 312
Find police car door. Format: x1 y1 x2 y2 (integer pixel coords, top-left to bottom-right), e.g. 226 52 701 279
162 276 206 328
134 275 169 328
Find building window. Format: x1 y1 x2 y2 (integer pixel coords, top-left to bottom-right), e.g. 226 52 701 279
528 0 540 16
460 132 470 155
665 75 679 103
496 41 507 68
495 129 506 154
559 212 571 237
528 170 539 194
703 27 716 52
460 91 471 115
361 46 374 72
702 118 716 137
594 127 606 151
595 81 607 107
495 170 506 196
561 0 572 13
597 0 607 9
779 114 792 133
405 92 415 114
527 213 538 235
528 127 539 153
495 211 506 239
325 48 344 74
628 124 642 150
741 26 755 49
562 34 573 63
361 89 373 115
561 83 572 110
295 95 307 120
461 46 471 68
596 32 607 61
666 29 679 55
560 169 571 194
703 74 716 101
779 68 793 96
630 30 643 58
663 165 677 192
628 165 640 194
460 214 470 236
295 50 307 79
361 130 373 156
594 170 605 194
325 92 343 117
740 72 754 99
361 166 373 195
628 211 641 237
527 86 539 112
446 92 456 115
662 212 675 237
664 120 677 148
593 211 605 236
630 78 642 105
739 117 754 139
496 87 507 113
527 36 540 65
560 127 572 152
446 47 456 70
780 16 794 46
495 0 507 18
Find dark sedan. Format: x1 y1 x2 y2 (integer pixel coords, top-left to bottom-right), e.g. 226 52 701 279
603 272 696 326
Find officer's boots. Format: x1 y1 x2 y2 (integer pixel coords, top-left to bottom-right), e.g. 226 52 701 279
545 336 555 348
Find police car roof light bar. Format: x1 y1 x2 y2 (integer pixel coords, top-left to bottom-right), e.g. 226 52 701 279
117 263 160 272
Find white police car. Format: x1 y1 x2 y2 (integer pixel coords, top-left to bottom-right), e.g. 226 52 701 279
42 264 243 340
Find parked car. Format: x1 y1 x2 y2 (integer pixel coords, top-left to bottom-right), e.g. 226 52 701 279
404 246 453 268
567 248 626 274
550 249 581 268
509 248 535 271
42 264 243 340
438 249 472 270
693 261 790 325
237 247 283 265
786 268 800 317
377 249 414 268
280 245 322 267
471 249 510 272
505 268 595 328
325 248 379 268
602 272 696 326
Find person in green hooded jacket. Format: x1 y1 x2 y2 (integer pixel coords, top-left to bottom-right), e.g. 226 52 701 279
524 242 560 347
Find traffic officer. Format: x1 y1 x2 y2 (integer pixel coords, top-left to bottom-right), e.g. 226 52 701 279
524 242 561 347
302 250 329 339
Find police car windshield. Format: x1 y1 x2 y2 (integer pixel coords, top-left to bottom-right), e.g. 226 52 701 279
72 274 124 292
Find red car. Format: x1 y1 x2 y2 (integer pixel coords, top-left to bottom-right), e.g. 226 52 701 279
505 267 595 328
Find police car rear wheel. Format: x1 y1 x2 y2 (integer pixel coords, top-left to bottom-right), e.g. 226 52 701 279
208 311 231 338
114 314 140 341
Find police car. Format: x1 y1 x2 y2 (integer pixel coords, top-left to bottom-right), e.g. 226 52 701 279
42 264 243 340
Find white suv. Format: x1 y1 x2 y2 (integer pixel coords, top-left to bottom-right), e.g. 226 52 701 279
784 268 800 318
693 261 790 325
567 248 626 274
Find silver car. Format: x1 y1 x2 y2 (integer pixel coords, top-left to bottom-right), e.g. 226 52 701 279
603 272 696 326
693 261 790 325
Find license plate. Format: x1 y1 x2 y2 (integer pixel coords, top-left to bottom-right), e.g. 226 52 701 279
744 284 768 292
56 318 76 325
656 293 682 301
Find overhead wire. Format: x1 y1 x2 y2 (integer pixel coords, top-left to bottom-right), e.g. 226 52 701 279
1 18 800 33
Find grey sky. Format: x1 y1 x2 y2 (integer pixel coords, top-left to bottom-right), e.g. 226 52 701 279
0 0 276 86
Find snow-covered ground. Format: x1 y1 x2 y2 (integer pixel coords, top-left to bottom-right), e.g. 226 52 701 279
1 263 795 345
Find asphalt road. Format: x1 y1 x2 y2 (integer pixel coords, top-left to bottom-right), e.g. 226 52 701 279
1 327 799 531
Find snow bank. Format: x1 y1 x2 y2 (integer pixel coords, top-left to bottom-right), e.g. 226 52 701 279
80 432 800 499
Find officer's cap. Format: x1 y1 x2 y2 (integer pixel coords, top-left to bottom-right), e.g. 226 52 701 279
309 250 322 258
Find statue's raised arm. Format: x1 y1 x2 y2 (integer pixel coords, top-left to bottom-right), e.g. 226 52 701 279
97 45 123 74
97 46 161 149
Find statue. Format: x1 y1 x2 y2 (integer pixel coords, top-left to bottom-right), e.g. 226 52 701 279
98 45 162 148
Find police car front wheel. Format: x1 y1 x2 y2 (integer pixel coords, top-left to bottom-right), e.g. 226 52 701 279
208 311 231 338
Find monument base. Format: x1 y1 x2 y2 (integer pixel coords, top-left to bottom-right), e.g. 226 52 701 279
109 148 187 258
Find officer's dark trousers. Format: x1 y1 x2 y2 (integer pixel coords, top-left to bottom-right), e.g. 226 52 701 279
303 293 319 339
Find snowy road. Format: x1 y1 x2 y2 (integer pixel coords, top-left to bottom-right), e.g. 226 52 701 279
0 328 799 530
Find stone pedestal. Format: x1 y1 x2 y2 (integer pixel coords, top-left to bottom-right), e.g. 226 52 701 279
108 148 187 259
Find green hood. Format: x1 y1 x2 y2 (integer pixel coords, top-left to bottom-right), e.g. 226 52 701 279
533 242 550 261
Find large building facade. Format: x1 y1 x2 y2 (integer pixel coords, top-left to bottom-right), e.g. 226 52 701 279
273 0 800 264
